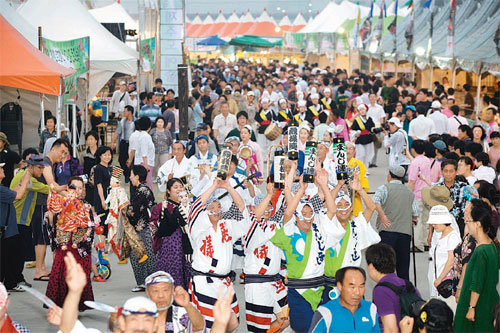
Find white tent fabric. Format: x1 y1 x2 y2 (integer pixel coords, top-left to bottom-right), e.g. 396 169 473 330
0 0 37 46
376 0 500 74
278 14 291 27
18 0 138 99
292 12 308 26
300 0 371 33
89 2 138 30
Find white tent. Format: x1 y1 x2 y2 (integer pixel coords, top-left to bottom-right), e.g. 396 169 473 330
292 12 308 27
301 0 377 34
0 0 37 46
18 0 138 100
278 14 291 27
89 2 138 31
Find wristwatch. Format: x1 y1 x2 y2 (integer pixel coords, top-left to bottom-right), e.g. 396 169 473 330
469 305 476 309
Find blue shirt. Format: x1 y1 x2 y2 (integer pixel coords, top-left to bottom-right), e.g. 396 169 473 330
139 104 162 122
193 102 203 126
309 297 380 333
0 185 18 238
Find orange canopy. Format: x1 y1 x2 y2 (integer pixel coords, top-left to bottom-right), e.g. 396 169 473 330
0 16 75 96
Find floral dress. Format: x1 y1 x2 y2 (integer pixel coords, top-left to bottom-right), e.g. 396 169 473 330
126 183 157 286
451 233 476 295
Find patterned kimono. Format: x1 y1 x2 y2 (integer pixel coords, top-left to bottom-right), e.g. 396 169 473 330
126 183 157 286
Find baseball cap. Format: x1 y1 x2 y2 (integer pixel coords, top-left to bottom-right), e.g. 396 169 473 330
195 134 209 142
196 123 209 131
119 80 127 86
122 296 158 317
389 165 406 178
247 91 255 96
26 155 49 166
432 140 447 151
388 117 403 128
225 136 240 144
374 73 382 78
145 271 174 287
431 101 442 109
417 299 453 332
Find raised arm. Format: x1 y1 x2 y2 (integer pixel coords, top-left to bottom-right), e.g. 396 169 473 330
198 180 219 206
221 179 245 213
59 252 87 333
284 178 307 224
351 173 376 222
11 168 32 200
283 160 297 207
255 182 274 220
316 169 336 220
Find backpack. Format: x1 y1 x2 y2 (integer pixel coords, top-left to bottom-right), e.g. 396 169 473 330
375 280 425 318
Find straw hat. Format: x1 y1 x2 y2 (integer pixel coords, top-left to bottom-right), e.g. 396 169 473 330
421 185 453 210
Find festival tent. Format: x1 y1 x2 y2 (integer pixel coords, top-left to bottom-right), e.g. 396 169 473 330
300 1 372 34
190 13 214 38
0 15 75 95
376 0 500 74
18 0 139 100
245 9 282 37
197 35 227 46
291 12 307 32
0 0 37 46
199 11 227 38
186 13 202 37
0 15 76 150
233 9 255 36
229 35 276 48
89 2 138 31
278 14 292 31
218 11 240 39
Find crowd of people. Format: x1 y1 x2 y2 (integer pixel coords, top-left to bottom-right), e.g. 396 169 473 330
1 58 500 332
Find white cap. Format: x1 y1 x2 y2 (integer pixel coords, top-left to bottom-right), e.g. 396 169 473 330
279 98 287 105
426 205 454 225
388 117 403 128
311 93 319 100
224 68 230 72
374 73 382 78
261 98 270 104
431 101 442 109
122 296 158 317
234 65 239 71
298 100 307 107
357 104 368 111
247 91 255 96
323 87 331 93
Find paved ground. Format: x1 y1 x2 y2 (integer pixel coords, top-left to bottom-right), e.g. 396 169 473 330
8 150 432 332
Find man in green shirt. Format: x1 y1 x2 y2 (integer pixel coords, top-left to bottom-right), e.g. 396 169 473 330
8 155 50 290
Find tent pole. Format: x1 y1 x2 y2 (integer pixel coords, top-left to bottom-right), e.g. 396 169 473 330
475 62 482 121
411 55 415 81
451 58 456 89
395 54 398 79
38 26 45 133
429 63 433 90
369 55 373 73
56 76 63 138
72 103 77 156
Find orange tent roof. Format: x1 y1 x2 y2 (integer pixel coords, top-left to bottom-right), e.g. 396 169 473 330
199 11 226 38
218 11 240 38
0 16 75 96
244 9 282 37
234 9 254 36
190 13 214 38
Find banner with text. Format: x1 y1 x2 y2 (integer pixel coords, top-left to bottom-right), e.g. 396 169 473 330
140 37 156 73
41 37 90 103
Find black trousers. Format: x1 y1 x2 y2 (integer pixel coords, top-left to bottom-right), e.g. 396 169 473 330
1 234 26 289
380 231 411 280
118 140 130 181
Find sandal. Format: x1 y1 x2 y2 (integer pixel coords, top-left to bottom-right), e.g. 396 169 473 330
33 274 50 281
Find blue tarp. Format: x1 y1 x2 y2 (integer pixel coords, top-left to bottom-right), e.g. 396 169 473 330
197 35 227 46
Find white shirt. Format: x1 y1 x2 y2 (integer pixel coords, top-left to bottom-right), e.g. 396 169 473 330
472 165 497 183
428 230 461 297
428 111 449 135
408 115 437 140
447 115 468 137
213 113 237 144
367 103 386 125
189 198 249 275
156 156 191 192
360 92 370 105
329 213 381 268
130 131 155 166
110 89 132 115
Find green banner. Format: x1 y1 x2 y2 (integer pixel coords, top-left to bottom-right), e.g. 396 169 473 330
41 37 90 103
140 38 156 72
283 32 306 51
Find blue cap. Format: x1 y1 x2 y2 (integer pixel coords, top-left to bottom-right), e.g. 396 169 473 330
195 135 209 142
433 140 447 151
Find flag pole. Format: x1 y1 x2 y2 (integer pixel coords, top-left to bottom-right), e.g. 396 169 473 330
475 62 483 121
427 0 434 90
38 27 45 133
56 76 63 138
